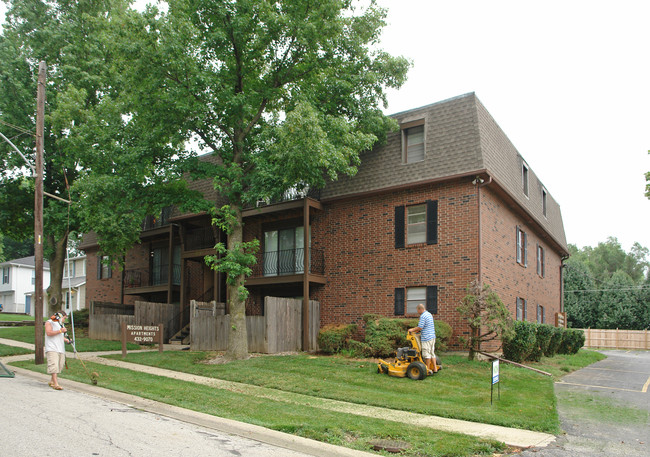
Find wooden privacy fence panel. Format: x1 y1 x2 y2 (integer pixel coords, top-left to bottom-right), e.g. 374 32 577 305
581 328 650 350
190 297 320 353
89 300 179 341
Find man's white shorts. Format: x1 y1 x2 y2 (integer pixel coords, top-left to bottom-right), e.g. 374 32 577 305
46 351 65 374
421 338 436 360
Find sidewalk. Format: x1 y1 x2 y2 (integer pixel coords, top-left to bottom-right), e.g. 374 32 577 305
0 338 555 450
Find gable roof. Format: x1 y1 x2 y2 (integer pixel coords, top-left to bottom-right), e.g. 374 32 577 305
320 93 567 254
0 256 50 270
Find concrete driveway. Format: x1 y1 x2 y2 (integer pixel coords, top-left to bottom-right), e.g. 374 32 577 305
516 350 650 457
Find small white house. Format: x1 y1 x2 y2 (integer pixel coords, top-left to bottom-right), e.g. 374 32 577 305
61 255 87 313
0 256 50 314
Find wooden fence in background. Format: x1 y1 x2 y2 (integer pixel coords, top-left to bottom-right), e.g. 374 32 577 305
580 328 650 350
190 297 319 353
89 300 179 341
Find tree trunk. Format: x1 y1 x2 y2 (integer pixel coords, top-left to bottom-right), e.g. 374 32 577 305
46 233 68 315
225 206 249 360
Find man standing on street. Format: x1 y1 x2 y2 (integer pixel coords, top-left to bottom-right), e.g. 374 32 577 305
408 303 437 374
44 311 70 390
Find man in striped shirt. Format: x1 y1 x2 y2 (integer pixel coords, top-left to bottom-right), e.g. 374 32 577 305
408 303 437 374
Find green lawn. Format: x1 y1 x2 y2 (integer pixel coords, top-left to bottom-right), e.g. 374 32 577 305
101 349 604 433
13 357 505 457
0 314 34 321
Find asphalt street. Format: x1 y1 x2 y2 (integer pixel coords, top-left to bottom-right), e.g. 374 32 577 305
516 350 650 457
3 373 313 457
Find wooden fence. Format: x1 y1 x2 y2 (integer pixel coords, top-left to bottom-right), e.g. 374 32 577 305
580 328 650 350
190 297 319 353
89 300 179 341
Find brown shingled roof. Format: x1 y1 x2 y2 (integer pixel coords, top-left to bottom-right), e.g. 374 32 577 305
320 93 567 253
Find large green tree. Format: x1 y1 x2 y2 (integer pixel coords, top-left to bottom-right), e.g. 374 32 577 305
0 0 200 314
115 0 409 359
564 240 650 329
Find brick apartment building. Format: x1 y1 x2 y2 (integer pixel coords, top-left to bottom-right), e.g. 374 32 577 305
81 93 568 347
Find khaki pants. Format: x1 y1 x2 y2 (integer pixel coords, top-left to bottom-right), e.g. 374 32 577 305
46 351 65 374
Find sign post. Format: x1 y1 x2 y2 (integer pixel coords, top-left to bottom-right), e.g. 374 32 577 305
121 322 164 357
491 358 500 405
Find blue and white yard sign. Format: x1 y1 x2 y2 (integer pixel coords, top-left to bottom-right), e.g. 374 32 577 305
492 359 499 384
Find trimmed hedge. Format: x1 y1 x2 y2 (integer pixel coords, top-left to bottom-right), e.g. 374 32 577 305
502 321 537 363
317 315 453 358
317 324 357 354
502 322 585 363
558 328 585 355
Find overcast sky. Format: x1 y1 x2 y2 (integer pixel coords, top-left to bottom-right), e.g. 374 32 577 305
377 0 650 252
2 1 649 252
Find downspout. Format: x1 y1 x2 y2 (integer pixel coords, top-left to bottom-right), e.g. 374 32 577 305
302 198 310 351
473 175 492 285
560 254 569 314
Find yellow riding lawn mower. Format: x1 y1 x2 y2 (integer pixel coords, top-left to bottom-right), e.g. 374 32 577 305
377 333 441 380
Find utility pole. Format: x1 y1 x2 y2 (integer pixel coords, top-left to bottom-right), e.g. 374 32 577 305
34 61 46 365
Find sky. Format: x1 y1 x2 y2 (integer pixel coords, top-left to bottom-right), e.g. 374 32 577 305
1 1 649 252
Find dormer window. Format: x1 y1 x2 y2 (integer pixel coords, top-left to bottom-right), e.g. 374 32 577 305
402 120 425 163
522 162 529 197
542 188 547 217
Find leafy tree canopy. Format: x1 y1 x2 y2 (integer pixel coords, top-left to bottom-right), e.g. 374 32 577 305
112 0 410 358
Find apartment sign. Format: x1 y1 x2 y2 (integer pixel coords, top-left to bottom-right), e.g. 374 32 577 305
121 322 164 356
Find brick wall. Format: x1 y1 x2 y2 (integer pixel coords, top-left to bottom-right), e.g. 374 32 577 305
313 178 480 346
480 186 562 326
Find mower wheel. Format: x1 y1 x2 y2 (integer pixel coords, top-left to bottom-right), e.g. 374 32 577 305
406 361 427 380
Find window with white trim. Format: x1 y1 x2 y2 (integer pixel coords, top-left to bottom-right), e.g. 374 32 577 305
522 162 529 196
2 267 9 284
537 244 545 277
516 227 527 266
516 297 527 321
407 205 426 244
537 304 545 323
406 287 426 315
542 188 547 217
402 122 425 164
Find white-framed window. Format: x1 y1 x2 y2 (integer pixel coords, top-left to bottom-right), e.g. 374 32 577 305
516 297 527 321
407 204 426 244
31 269 35 285
537 244 545 277
64 261 75 279
522 162 529 197
406 287 426 315
542 188 547 217
403 123 425 164
516 227 527 266
537 304 545 323
2 267 9 284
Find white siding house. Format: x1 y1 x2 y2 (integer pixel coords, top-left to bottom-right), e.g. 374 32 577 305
0 256 50 314
62 255 87 313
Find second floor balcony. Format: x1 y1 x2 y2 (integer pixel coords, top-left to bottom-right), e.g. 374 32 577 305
124 265 181 294
248 247 325 285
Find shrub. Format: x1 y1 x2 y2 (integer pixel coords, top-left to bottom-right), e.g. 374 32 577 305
362 314 452 357
558 328 585 355
527 324 544 362
546 326 564 357
535 324 554 357
363 315 408 357
70 308 90 328
345 339 373 358
434 320 452 352
502 321 537 363
317 324 357 354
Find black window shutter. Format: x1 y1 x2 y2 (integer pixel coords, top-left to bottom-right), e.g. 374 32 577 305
395 206 405 249
523 299 527 321
426 286 438 314
97 255 102 279
394 288 405 315
426 200 438 245
107 258 112 279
